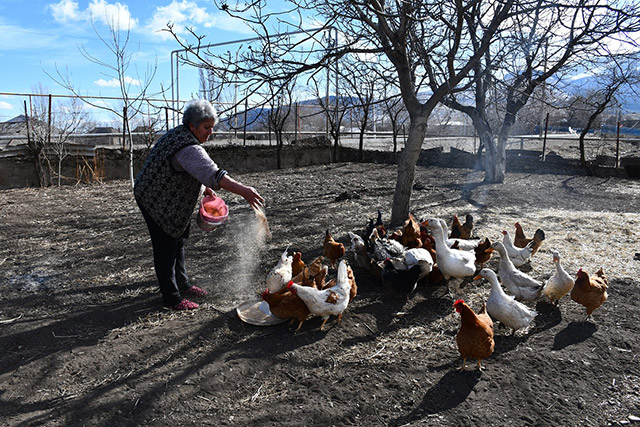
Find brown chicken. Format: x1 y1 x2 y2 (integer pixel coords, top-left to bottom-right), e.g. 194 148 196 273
474 237 493 267
450 214 474 239
292 267 315 288
291 252 306 278
450 215 463 238
389 229 403 242
292 255 325 288
262 285 310 331
421 233 445 285
461 214 474 239
401 214 422 248
320 261 357 300
476 301 493 330
314 265 329 290
571 268 608 320
454 299 495 371
323 229 345 268
514 222 545 256
346 264 358 301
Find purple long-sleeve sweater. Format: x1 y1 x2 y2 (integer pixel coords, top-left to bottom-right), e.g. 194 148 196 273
171 145 227 190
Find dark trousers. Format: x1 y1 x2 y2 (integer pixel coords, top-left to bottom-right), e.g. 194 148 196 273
137 201 190 307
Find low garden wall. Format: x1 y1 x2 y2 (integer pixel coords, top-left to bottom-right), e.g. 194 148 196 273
0 140 631 189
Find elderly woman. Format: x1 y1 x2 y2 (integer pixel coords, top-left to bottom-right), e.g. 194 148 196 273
134 99 264 310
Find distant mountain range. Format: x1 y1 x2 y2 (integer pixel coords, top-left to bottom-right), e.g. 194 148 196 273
220 74 640 131
561 74 640 113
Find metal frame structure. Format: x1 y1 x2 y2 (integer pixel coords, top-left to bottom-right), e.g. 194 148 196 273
169 27 338 129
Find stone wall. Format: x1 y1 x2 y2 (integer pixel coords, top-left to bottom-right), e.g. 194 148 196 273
0 142 630 189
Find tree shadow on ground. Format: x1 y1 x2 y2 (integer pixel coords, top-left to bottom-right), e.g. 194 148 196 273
0 281 158 376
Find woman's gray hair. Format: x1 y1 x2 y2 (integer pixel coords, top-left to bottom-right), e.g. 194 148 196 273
182 99 219 127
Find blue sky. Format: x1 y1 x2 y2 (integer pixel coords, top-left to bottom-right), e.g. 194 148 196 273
0 0 263 123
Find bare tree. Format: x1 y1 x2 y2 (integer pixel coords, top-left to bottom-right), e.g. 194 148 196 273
48 17 159 188
265 82 295 169
28 86 91 186
24 97 50 187
167 0 516 225
445 0 640 182
49 97 92 186
570 54 640 171
309 75 350 162
130 101 164 151
339 55 380 161
380 89 408 155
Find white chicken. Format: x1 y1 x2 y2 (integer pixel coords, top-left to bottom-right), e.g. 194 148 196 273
288 259 352 330
266 248 293 293
348 231 370 269
426 218 476 279
489 242 544 301
501 230 533 267
474 268 537 334
543 250 574 305
404 247 434 280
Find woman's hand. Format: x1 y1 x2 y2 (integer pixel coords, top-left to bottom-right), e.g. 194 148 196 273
218 175 264 210
242 185 264 210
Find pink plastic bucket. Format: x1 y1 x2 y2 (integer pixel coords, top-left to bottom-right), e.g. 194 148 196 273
197 195 229 231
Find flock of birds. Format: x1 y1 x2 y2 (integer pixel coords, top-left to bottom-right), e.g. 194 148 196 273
259 210 609 371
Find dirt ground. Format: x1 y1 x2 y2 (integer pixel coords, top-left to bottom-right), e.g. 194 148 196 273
1 161 639 426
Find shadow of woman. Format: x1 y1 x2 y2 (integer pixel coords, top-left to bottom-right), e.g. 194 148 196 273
553 321 597 350
391 369 482 425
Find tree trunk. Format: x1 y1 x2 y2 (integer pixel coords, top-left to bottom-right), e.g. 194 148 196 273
276 130 283 169
483 135 504 183
579 104 608 171
390 114 428 226
471 116 502 183
127 125 134 189
488 110 518 183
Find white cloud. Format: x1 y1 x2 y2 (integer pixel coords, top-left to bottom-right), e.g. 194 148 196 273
49 0 82 23
569 72 594 81
88 0 137 29
94 76 141 87
146 0 221 40
0 101 13 110
49 0 137 29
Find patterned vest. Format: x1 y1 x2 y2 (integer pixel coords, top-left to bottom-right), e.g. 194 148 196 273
134 125 202 238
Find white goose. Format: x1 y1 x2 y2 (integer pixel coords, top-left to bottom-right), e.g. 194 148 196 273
543 250 574 305
489 242 544 301
474 268 537 334
501 230 533 267
426 218 476 279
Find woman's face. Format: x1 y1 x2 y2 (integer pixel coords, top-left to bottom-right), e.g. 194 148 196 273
188 119 215 143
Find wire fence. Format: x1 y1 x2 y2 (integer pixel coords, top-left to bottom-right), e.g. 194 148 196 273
2 91 640 164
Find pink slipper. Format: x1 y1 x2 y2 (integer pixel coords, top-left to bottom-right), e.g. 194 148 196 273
184 286 208 297
172 299 199 310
